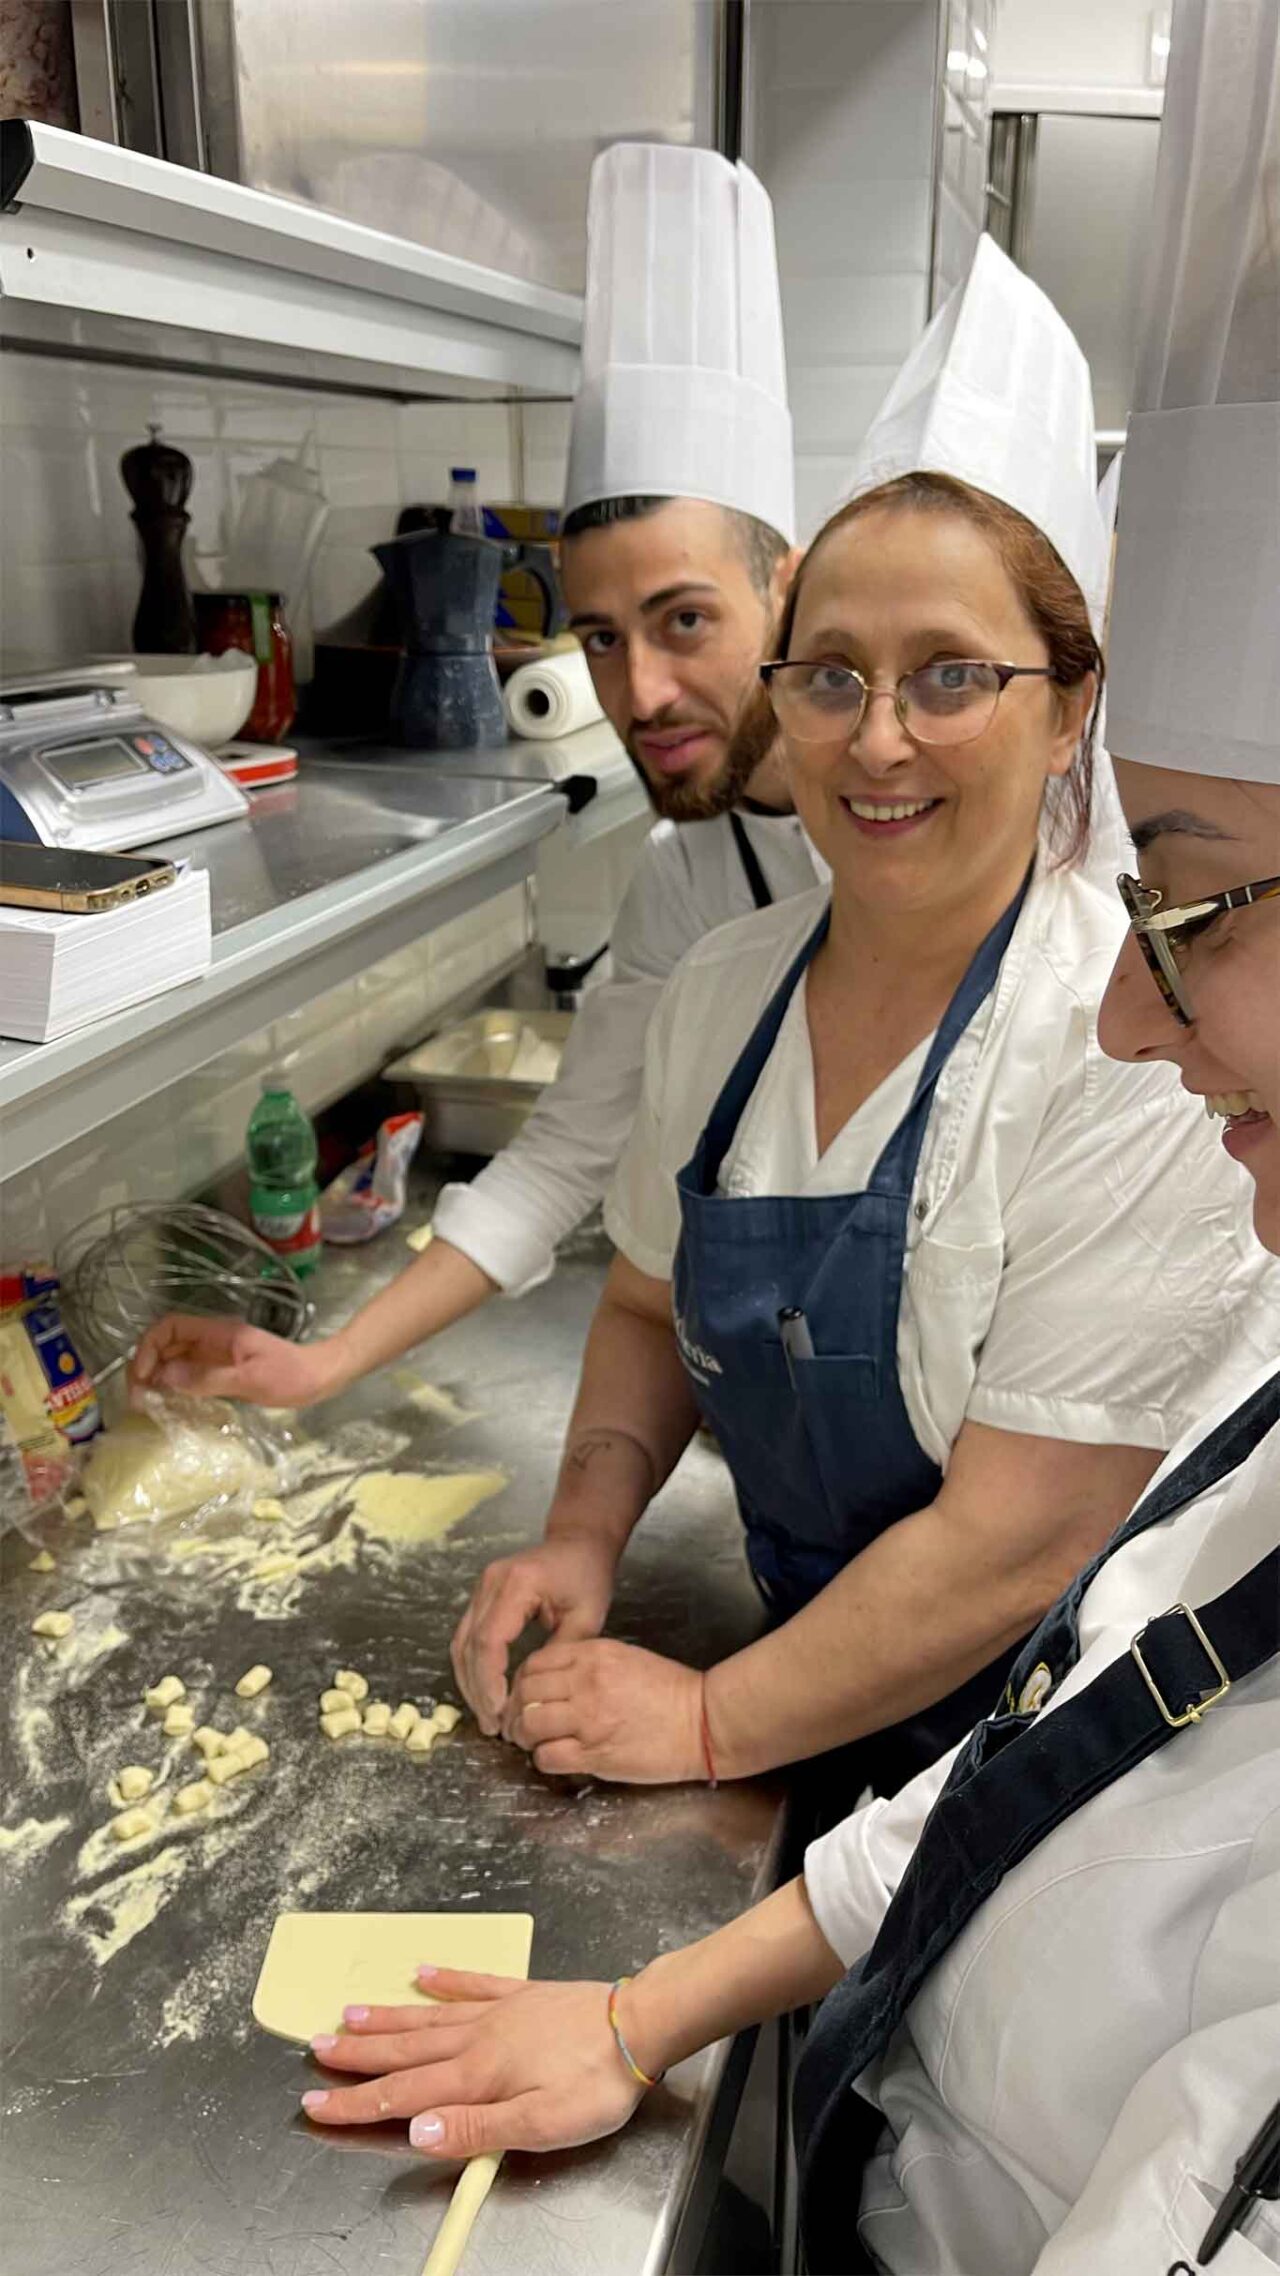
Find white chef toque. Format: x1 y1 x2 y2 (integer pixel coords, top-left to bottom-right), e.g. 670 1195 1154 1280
563 142 796 544
839 234 1110 640
1107 0 1280 785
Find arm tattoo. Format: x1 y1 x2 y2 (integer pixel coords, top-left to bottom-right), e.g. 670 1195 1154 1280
563 1427 657 1500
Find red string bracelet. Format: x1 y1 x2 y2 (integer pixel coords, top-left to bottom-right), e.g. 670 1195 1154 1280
699 1672 719 1788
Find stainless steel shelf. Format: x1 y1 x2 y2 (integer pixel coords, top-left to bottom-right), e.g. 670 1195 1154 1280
0 770 564 1179
0 122 581 398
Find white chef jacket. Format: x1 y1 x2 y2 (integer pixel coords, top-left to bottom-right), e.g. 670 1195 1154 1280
804 1356 1280 2275
432 810 821 1291
605 853 1280 1462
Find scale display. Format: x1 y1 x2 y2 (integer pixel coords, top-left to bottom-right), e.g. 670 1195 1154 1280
44 738 150 789
41 734 192 791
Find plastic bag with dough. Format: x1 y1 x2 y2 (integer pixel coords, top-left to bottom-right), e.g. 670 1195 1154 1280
253 1911 534 2042
82 1406 274 1530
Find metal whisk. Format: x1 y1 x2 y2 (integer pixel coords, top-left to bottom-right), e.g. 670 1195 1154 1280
58 1201 309 1373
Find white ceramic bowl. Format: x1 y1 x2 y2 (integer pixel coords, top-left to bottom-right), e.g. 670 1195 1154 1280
92 652 258 747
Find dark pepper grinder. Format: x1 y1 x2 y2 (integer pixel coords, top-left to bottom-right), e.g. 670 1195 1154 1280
120 425 198 653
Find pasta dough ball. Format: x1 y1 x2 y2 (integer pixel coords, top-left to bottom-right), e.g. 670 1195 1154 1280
319 1688 350 1714
321 1706 360 1740
163 1703 195 1736
31 1610 73 1639
173 1779 214 1816
112 1807 155 1842
115 1765 154 1802
361 1702 392 1736
332 1670 368 1702
431 1703 462 1734
235 1665 273 1699
387 1703 421 1742
193 1727 228 1760
405 1723 437 1757
144 1675 185 1712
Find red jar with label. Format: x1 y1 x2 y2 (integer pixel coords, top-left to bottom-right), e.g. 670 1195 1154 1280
195 590 295 742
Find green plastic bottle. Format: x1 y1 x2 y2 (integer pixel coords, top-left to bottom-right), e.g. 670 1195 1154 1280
246 1075 321 1279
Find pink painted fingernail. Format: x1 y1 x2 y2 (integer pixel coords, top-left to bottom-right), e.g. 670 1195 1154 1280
344 2004 370 2023
416 1965 438 1981
311 2034 338 2055
410 2113 445 2147
302 2091 329 2112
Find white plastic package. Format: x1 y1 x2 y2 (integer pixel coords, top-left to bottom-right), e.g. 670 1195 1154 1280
320 1113 424 1245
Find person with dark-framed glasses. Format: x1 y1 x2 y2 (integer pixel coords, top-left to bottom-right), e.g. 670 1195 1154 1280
448 230 1278 1805
1116 865 1280 1026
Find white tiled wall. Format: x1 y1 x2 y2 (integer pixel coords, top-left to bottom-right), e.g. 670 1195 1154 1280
520 401 574 510
0 884 532 1266
0 354 556 675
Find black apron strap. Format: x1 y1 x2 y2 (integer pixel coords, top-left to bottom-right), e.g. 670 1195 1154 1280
795 1373 1280 2275
798 1540 1280 2269
1000 1366 1280 1713
729 811 775 910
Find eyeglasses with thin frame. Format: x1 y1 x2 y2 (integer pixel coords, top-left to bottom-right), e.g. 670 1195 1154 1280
759 657 1059 748
1117 871 1280 1026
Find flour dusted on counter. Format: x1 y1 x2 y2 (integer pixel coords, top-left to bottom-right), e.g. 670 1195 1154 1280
0 1814 71 1865
346 1468 507 1547
67 1840 191 1965
389 1373 475 1426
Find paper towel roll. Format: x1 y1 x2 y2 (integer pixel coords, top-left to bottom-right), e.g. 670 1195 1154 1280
503 646 604 741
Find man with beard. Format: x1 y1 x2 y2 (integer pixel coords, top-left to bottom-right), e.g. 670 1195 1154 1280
130 145 820 1409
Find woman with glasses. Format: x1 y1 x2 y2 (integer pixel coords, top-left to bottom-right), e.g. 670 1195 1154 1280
446 238 1276 1803
300 15 1279 2266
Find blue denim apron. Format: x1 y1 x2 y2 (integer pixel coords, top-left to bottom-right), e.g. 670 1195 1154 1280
793 1368 1280 2274
671 877 1030 1786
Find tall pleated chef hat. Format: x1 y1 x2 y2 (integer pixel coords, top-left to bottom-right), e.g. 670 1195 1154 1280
1106 0 1280 784
563 142 796 544
839 233 1110 639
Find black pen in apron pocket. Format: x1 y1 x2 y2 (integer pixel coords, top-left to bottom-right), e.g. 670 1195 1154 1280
778 1306 816 1385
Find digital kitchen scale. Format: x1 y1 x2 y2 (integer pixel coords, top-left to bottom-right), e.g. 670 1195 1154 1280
0 668 249 852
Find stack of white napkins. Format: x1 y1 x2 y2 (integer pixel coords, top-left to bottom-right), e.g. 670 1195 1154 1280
0 867 212 1043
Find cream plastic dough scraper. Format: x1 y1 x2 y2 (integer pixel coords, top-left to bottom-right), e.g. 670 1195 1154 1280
254 1911 535 2276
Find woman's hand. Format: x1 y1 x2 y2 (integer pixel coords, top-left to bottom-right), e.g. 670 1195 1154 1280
301 1967 647 2157
450 1532 620 1733
129 1314 347 1408
502 1639 706 1783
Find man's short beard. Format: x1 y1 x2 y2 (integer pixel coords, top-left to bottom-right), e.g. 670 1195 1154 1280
628 694 776 823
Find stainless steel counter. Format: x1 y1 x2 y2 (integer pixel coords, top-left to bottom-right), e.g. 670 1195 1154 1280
1 1191 783 2275
161 766 557 938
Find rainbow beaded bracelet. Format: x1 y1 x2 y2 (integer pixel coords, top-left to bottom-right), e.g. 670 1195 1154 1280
607 1976 665 2089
